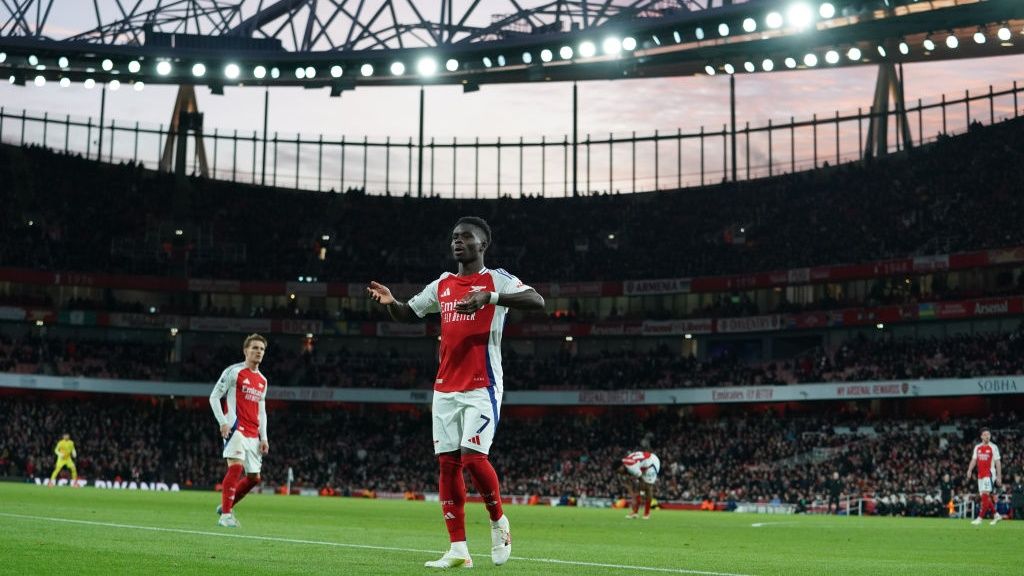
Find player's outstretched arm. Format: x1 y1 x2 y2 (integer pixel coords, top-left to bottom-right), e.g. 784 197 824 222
367 281 418 322
494 288 545 311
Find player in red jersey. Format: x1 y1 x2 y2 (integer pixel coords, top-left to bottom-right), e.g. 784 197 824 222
368 216 545 569
209 333 270 528
618 451 660 519
966 428 1002 525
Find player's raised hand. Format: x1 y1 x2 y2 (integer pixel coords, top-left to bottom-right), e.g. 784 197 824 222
367 281 396 305
455 291 488 315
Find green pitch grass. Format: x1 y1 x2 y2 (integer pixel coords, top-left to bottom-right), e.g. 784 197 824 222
0 483 1020 575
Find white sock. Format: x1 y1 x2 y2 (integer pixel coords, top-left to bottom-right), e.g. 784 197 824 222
449 541 469 556
490 514 506 527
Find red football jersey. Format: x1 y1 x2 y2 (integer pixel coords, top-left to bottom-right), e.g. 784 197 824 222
209 363 268 439
972 442 1001 479
408 268 530 393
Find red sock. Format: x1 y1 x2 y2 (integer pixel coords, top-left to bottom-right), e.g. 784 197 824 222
463 452 505 522
221 464 244 514
644 496 652 516
234 475 259 506
632 494 640 514
438 454 466 542
981 493 993 518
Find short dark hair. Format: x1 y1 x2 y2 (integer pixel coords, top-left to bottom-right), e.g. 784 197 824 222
980 427 991 434
455 216 492 246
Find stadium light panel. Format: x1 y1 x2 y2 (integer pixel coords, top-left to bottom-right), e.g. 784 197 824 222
360 63 374 76
331 65 343 78
101 58 113 71
254 65 267 79
899 42 910 54
522 52 533 64
109 79 120 90
8 75 15 84
784 57 797 68
718 23 730 37
270 67 280 79
0 52 6 64
579 41 596 58
762 58 774 71
743 18 757 33
295 66 306 79
415 59 434 76
498 55 507 66
787 4 814 29
128 60 141 73
743 61 755 72
134 82 144 91
157 61 172 75
973 31 986 44
445 59 459 72
622 37 637 51
59 77 70 88
390 62 405 76
997 27 1011 42
540 49 554 62
847 47 862 60
946 34 958 49
28 54 39 66
33 75 45 87
673 31 682 43
84 78 95 89
559 46 573 60
819 3 835 19
922 38 935 51
305 66 316 78
803 53 818 67
224 63 240 79
766 12 783 29
877 45 887 57
482 57 493 68
704 65 716 75
58 56 69 69
192 63 206 77
602 38 622 55
35 64 45 71
723 63 735 75
694 27 705 40
651 35 661 46
825 50 839 64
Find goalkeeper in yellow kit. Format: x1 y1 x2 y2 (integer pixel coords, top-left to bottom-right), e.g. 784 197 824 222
49 433 78 486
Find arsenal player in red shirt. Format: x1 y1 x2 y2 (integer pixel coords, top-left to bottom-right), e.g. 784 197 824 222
966 428 1003 525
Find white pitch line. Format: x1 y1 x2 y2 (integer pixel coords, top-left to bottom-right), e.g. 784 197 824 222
0 512 754 576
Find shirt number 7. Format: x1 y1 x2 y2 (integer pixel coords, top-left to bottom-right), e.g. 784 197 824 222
476 415 491 434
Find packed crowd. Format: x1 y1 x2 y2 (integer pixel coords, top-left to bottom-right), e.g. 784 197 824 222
4 327 1023 389
2 395 1017 517
2 118 1024 283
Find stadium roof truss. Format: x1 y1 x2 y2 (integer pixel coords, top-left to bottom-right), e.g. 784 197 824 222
1 0 1023 88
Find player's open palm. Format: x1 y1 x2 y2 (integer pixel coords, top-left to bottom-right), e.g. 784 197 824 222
367 281 395 305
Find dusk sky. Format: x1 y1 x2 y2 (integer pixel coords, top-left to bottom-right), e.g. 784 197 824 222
1 1 1022 195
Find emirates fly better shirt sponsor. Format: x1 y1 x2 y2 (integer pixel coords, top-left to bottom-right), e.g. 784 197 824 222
972 443 1001 479
408 268 531 393
209 363 268 439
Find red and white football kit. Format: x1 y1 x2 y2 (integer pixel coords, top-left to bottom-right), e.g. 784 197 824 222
972 442 1001 493
622 451 661 485
408 268 531 454
210 362 269 473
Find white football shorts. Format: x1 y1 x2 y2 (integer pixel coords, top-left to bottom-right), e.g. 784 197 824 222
977 476 994 493
432 387 502 455
223 432 263 474
641 454 660 485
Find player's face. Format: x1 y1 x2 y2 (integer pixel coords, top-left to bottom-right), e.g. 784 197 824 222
244 341 266 365
451 224 486 264
981 430 991 443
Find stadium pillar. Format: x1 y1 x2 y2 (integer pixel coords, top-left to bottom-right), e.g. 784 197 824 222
261 89 269 186
864 59 912 159
417 87 425 198
730 74 737 182
160 85 210 177
98 86 106 163
572 83 579 196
